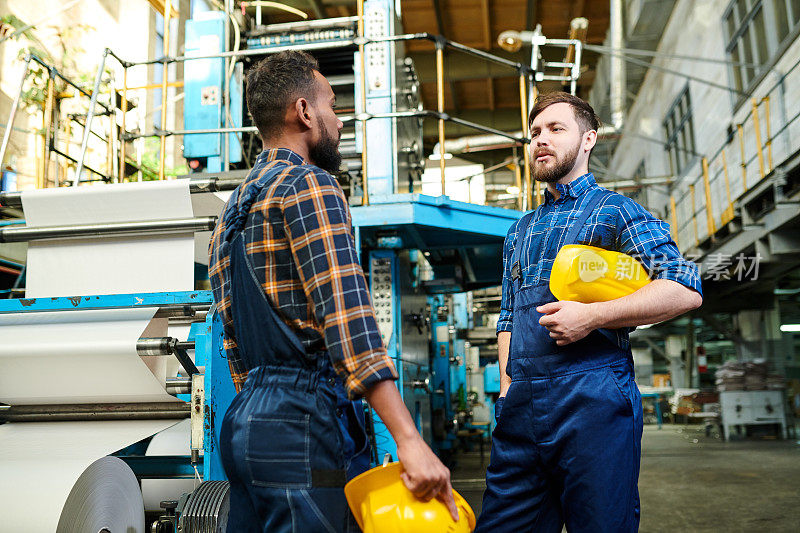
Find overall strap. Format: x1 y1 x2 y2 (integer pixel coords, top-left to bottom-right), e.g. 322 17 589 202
510 211 536 285
562 188 612 245
222 163 287 243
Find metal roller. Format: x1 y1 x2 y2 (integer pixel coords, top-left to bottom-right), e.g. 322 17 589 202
137 337 199 376
0 173 249 210
0 217 217 243
166 377 192 395
178 480 230 533
137 337 195 357
0 402 190 422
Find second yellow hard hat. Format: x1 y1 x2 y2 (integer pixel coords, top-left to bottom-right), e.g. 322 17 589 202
344 461 476 533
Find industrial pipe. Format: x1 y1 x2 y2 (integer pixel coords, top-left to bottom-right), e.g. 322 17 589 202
73 48 110 186
0 402 190 422
0 55 32 171
1 172 254 208
0 216 217 243
608 0 625 132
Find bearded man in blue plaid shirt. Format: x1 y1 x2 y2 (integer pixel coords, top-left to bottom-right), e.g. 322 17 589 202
476 92 703 533
209 51 456 532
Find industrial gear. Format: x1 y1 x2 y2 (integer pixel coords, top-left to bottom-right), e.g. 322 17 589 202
345 461 476 533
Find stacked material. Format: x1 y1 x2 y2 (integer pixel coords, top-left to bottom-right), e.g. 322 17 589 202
715 359 784 391
715 361 746 391
744 360 769 390
766 374 786 390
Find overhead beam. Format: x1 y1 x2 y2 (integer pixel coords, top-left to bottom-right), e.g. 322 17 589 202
480 0 492 50
525 0 538 32
411 49 522 83
421 109 522 138
571 0 586 20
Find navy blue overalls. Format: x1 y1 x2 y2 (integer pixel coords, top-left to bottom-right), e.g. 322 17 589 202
218 168 370 533
477 189 644 532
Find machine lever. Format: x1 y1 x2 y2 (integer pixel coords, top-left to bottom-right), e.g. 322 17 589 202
173 346 200 376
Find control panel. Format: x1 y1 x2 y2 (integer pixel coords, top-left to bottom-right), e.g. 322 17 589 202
370 255 395 346
364 4 390 92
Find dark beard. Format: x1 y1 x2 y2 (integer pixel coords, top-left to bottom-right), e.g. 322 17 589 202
309 119 341 174
531 142 579 183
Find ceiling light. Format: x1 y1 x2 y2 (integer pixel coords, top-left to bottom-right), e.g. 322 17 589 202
780 324 800 332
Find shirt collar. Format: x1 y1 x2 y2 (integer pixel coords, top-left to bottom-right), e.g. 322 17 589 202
256 148 306 166
543 173 597 204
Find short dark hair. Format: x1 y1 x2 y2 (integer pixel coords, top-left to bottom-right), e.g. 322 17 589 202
245 50 320 140
528 91 600 134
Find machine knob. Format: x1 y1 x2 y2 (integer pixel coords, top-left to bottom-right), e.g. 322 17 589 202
160 500 178 516
411 376 431 393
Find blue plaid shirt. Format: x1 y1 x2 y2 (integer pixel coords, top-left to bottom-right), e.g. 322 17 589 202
497 173 702 335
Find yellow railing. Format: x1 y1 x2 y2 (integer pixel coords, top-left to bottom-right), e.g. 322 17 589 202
673 81 797 250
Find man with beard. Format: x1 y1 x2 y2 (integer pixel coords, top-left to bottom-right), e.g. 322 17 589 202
209 51 457 532
476 92 703 532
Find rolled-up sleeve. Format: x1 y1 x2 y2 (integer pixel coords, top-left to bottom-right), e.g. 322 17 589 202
496 219 521 335
615 198 703 296
283 169 397 399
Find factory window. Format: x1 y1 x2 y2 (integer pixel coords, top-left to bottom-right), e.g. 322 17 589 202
724 0 800 93
663 86 696 176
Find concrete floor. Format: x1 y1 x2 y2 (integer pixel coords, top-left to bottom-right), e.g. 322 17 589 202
450 424 800 532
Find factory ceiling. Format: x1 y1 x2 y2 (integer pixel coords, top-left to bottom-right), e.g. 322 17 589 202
268 0 610 162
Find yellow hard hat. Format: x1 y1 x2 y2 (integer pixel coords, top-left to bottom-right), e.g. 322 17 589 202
549 244 651 303
344 462 476 533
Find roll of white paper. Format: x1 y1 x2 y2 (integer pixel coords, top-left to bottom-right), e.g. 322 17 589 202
21 180 195 297
57 456 145 533
0 307 178 405
0 420 179 532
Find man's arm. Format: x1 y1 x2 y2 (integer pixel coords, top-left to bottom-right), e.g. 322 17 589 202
495 220 519 395
538 197 702 344
537 280 701 345
365 381 458 520
497 331 512 396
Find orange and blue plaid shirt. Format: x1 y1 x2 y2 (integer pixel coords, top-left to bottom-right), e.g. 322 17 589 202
208 148 397 399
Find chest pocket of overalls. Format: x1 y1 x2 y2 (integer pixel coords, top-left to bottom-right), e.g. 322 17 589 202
510 190 622 359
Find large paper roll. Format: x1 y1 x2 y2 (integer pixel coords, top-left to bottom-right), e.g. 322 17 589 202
57 456 145 533
0 420 180 532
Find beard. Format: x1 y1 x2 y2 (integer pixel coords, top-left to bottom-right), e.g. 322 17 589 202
531 141 580 183
309 117 342 174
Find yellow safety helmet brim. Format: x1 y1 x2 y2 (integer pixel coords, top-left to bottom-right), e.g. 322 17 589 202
345 462 476 532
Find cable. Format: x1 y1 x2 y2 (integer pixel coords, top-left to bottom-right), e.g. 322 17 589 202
585 43 761 69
